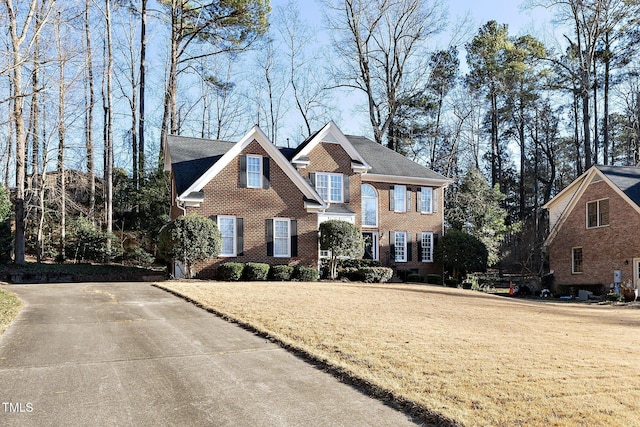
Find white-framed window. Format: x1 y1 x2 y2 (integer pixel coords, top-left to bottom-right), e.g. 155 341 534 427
361 184 378 227
246 155 262 188
362 231 379 260
572 247 583 274
394 231 407 262
394 185 406 212
316 172 343 202
274 218 291 257
218 216 236 256
421 187 433 214
586 198 609 228
421 232 433 262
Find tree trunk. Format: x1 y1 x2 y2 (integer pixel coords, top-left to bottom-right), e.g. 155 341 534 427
56 11 66 261
104 0 114 255
138 0 147 184
603 31 610 165
85 0 96 221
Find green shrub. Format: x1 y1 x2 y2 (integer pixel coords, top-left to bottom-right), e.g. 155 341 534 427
444 278 458 288
407 273 424 283
426 274 442 284
339 258 381 269
118 248 155 266
396 269 410 282
217 262 244 281
243 263 270 281
293 266 319 282
270 265 294 281
359 267 394 283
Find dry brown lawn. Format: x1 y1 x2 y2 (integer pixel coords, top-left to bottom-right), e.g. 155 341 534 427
0 287 21 335
158 280 640 427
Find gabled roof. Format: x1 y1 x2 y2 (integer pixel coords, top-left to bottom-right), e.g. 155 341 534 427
288 121 371 171
166 126 327 210
543 165 640 246
596 165 640 207
346 135 451 186
166 135 235 196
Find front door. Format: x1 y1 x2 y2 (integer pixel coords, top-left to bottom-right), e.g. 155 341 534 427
634 258 640 290
363 232 378 260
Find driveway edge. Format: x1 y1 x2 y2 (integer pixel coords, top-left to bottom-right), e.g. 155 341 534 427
152 282 459 427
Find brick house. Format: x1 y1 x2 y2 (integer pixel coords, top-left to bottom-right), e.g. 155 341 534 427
164 122 451 278
543 165 640 296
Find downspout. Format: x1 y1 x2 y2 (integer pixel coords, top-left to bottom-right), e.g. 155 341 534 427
176 197 187 216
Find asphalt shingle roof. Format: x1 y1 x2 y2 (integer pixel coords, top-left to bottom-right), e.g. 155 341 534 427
346 135 449 181
167 135 235 195
597 165 640 207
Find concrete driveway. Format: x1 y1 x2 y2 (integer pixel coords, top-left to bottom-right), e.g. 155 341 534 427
0 283 418 426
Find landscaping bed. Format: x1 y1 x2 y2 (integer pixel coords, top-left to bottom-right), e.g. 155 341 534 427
0 262 166 284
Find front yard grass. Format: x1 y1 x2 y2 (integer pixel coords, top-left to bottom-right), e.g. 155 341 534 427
0 287 21 335
158 281 640 427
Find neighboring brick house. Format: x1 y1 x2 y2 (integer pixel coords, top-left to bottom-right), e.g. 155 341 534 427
543 165 640 296
164 122 451 278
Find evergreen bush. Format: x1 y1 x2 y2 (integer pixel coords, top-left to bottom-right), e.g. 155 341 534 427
217 262 244 281
293 266 319 282
270 265 294 281
243 262 270 281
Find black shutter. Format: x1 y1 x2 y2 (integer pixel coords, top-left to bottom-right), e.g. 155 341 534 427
406 187 412 212
433 233 439 255
416 188 422 212
308 172 316 188
290 220 298 257
266 219 274 256
210 215 217 224
417 233 423 262
262 157 270 189
239 155 247 188
343 175 350 202
390 231 396 260
236 218 244 256
407 233 412 261
389 186 395 211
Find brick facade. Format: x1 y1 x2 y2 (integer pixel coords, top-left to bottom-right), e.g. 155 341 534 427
548 179 640 293
175 140 318 278
168 129 448 279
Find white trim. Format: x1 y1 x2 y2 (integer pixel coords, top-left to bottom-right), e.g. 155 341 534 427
176 125 327 212
362 231 379 260
420 187 433 214
291 122 371 173
363 173 451 187
218 215 237 257
361 184 378 228
273 218 291 258
394 231 407 263
585 198 609 229
316 172 344 203
394 185 407 213
421 232 434 263
246 154 262 188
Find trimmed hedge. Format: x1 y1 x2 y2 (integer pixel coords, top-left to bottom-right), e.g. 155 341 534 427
407 273 424 283
359 267 394 283
426 274 442 285
243 263 270 281
217 262 244 281
270 265 294 281
338 258 382 269
293 266 319 282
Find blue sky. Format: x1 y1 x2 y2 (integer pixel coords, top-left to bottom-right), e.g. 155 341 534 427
266 0 555 140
